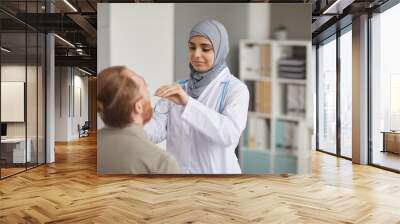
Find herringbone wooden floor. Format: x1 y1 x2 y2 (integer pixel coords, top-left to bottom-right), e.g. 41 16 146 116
1 134 400 224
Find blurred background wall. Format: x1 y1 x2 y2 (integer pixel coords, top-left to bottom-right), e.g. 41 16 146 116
270 3 311 41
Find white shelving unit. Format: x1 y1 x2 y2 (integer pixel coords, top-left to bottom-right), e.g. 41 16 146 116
239 39 313 174
248 113 271 120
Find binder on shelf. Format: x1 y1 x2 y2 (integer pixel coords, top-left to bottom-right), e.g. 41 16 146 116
246 80 271 114
245 117 270 150
259 44 271 77
275 119 298 153
282 84 306 118
279 72 306 80
278 45 306 80
242 43 271 78
243 44 260 78
255 119 268 150
278 59 306 80
279 66 306 73
278 59 305 66
245 80 255 112
275 120 285 149
247 118 257 149
255 81 271 114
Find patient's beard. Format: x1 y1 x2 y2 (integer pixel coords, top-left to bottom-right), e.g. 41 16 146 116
142 100 153 124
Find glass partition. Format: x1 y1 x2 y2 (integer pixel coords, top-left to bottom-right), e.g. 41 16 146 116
0 1 46 179
27 30 38 169
371 3 400 171
317 36 337 155
339 28 352 158
1 30 28 177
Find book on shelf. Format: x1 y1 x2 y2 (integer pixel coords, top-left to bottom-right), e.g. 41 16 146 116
278 59 305 66
279 66 305 73
282 84 306 118
279 72 306 80
243 44 260 77
245 80 255 111
278 46 306 79
242 43 271 78
278 58 306 79
245 80 271 114
244 117 270 150
255 81 271 114
275 119 298 152
259 44 271 77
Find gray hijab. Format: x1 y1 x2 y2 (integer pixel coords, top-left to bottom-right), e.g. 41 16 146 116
187 20 230 99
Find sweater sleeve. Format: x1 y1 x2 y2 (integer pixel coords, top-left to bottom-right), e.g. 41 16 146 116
157 154 181 174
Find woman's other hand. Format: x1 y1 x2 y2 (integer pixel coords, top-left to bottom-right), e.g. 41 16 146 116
155 84 189 106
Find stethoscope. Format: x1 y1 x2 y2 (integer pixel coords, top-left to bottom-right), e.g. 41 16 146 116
178 79 230 114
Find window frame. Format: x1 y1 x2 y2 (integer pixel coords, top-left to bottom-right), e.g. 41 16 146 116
315 23 353 160
368 0 400 173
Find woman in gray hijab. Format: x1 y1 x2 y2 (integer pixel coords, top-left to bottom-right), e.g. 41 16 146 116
145 20 250 174
186 19 230 99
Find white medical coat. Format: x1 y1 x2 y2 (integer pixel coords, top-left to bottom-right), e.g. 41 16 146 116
144 68 249 174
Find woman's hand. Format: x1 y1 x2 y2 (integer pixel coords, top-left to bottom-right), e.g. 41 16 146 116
155 84 189 106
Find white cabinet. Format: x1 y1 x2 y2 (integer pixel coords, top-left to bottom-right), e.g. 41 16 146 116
1 138 32 163
239 39 313 174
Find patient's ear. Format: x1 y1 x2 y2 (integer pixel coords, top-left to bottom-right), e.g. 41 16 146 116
133 101 143 114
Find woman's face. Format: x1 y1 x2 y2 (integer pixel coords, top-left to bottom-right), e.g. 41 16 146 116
188 35 215 73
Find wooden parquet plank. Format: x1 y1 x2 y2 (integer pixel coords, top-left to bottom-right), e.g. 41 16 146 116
0 134 400 223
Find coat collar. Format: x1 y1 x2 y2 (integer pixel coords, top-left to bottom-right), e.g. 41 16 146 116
196 67 230 102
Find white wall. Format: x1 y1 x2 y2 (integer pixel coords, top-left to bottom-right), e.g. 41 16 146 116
96 3 109 130
55 67 68 141
270 3 311 40
71 73 89 138
97 3 175 130
248 4 271 40
78 75 89 125
97 3 111 74
55 67 89 141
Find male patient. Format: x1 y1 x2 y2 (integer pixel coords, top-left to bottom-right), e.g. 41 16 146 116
97 66 180 174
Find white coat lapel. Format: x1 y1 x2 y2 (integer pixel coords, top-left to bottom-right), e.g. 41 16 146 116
196 68 229 103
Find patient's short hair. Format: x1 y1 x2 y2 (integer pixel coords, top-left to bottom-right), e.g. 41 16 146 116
97 66 141 128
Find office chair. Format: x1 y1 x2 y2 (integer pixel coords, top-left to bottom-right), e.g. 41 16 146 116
79 121 90 138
